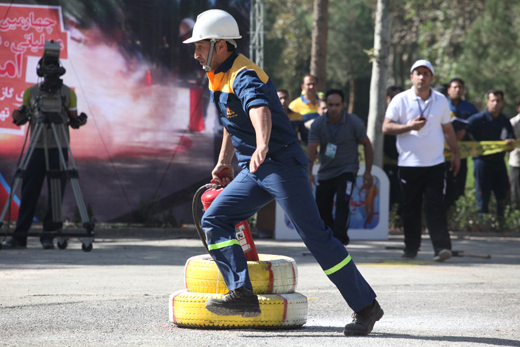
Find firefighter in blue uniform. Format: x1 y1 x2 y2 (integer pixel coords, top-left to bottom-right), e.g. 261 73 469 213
183 9 383 336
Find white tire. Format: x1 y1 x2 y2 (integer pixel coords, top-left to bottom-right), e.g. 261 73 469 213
169 290 308 329
184 254 298 294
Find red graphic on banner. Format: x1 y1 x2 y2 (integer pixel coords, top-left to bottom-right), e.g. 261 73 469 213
0 4 68 136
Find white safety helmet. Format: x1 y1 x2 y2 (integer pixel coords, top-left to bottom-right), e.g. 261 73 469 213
183 9 241 71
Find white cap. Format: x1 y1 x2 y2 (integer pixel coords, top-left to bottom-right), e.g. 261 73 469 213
179 18 195 37
410 59 434 75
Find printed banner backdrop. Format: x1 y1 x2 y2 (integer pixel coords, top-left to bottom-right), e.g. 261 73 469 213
274 165 389 241
0 1 251 224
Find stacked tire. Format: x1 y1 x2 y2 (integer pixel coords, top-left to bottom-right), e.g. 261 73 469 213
169 254 308 329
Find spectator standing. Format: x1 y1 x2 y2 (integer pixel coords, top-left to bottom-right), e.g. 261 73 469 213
277 89 304 143
318 98 327 116
466 90 515 218
382 60 460 262
445 78 479 209
306 89 374 246
508 96 520 208
289 74 320 144
383 85 404 211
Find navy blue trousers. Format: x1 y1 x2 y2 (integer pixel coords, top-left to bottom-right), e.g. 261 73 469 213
202 145 376 312
473 158 509 216
13 148 68 241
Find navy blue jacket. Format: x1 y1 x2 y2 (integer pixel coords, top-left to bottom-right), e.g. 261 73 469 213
467 110 515 161
208 52 299 163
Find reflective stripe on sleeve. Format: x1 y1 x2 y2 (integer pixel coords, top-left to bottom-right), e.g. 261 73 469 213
324 254 352 275
207 239 240 251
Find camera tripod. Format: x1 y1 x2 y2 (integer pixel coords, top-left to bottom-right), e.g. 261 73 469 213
0 104 95 252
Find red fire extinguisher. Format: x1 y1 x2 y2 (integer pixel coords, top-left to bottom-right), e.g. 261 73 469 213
193 170 259 261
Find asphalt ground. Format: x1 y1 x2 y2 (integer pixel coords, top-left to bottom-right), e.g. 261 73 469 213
1 229 519 347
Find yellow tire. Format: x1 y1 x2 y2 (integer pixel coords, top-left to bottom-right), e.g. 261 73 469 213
169 290 308 329
184 254 298 294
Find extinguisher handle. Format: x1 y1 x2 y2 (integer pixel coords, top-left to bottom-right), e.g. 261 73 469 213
210 167 231 186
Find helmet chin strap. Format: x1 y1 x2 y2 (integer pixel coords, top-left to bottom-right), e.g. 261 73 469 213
202 39 217 72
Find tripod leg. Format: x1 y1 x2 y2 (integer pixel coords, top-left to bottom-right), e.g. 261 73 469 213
57 124 93 231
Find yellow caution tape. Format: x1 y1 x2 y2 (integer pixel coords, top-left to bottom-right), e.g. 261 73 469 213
359 139 520 164
443 139 520 160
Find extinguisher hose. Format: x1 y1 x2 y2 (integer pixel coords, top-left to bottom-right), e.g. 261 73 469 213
192 183 214 254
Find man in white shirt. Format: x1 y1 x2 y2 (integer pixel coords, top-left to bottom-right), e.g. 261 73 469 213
509 96 520 208
382 60 460 262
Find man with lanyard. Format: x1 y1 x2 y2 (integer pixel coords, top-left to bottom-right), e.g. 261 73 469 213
289 74 320 144
383 60 460 262
466 89 515 218
445 78 479 209
307 89 374 246
183 9 383 336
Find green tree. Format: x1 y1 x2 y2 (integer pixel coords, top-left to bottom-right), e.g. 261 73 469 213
457 0 520 114
388 0 485 87
327 0 374 112
367 0 391 168
310 0 329 93
264 0 313 99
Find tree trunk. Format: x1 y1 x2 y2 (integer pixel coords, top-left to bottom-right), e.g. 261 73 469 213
367 0 391 168
310 0 328 93
348 77 355 113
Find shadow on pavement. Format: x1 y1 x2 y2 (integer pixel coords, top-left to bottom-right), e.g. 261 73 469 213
369 332 520 347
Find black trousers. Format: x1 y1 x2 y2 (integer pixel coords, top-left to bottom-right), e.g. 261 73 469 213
13 148 68 241
398 163 451 254
315 172 356 244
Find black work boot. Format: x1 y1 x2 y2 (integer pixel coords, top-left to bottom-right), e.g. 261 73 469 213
40 238 55 250
344 299 384 336
205 287 261 318
402 248 418 259
2 238 27 249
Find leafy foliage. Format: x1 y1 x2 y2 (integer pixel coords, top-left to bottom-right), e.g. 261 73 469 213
457 0 520 114
264 0 314 99
326 0 374 91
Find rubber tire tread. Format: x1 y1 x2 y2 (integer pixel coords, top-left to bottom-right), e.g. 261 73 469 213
184 254 298 294
169 290 308 329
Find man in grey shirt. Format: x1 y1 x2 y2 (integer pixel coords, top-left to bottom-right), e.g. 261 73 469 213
307 89 374 245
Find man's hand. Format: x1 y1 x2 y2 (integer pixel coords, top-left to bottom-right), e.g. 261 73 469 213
78 112 88 126
449 153 461 177
212 164 234 186
249 145 268 173
308 172 316 189
12 109 21 123
363 171 374 189
409 115 427 131
505 138 516 145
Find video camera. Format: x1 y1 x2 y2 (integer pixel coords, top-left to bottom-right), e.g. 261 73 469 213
37 40 66 94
